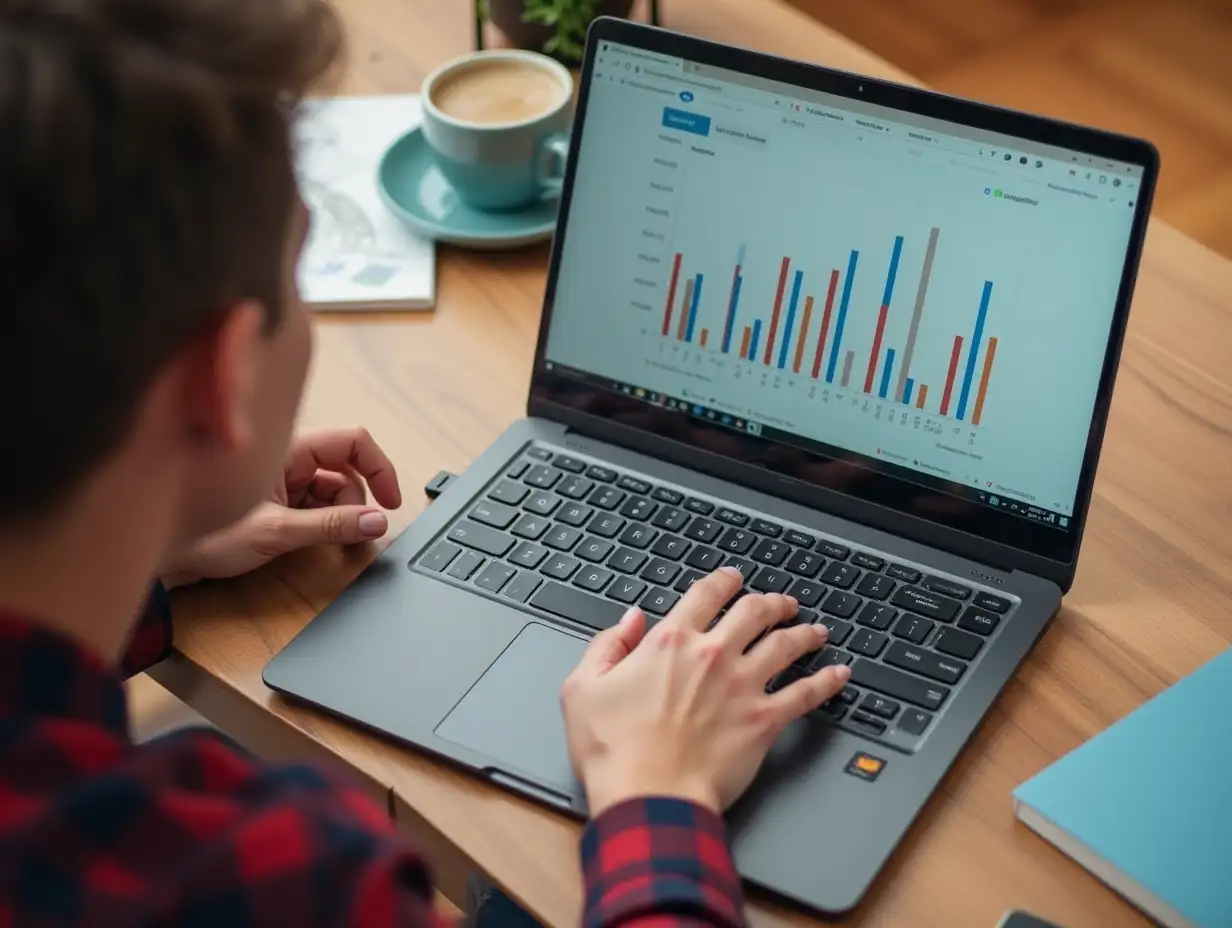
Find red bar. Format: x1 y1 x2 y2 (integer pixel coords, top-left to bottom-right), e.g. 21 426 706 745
864 304 890 393
811 269 840 379
662 252 683 336
763 256 791 366
740 325 752 359
792 296 814 374
972 336 998 426
916 384 928 410
677 277 694 341
940 335 964 416
700 328 709 349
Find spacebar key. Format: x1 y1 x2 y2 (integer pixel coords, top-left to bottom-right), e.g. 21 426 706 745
849 659 951 711
531 582 627 631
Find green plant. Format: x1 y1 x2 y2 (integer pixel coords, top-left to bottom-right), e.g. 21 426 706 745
521 0 598 61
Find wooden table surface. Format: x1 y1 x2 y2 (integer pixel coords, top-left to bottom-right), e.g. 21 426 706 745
151 0 1232 926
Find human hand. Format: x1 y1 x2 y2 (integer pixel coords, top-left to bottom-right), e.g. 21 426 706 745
560 566 852 816
161 427 402 588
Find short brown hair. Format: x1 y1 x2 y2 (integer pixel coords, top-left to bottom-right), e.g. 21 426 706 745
0 0 343 523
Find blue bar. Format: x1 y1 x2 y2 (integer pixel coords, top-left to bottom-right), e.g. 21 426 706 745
957 281 993 421
749 319 762 359
904 377 915 405
685 273 703 343
878 348 896 399
825 250 860 383
722 243 744 355
882 235 905 307
661 107 712 136
777 269 804 370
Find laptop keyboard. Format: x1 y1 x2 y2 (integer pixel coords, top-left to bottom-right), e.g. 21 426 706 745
414 445 1017 753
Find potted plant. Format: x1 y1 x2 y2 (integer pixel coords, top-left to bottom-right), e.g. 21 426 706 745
476 0 657 64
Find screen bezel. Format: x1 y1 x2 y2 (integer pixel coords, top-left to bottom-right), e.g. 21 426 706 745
527 17 1159 591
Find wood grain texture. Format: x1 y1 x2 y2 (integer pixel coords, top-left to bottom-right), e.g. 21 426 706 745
154 1 1232 926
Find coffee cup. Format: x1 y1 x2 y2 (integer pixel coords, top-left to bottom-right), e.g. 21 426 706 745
421 50 573 212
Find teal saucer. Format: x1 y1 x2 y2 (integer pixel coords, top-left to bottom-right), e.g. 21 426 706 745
377 126 559 250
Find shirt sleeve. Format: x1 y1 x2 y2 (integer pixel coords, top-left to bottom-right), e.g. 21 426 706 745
580 797 747 928
120 581 173 679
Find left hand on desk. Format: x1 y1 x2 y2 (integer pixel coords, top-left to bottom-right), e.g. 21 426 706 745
161 427 402 589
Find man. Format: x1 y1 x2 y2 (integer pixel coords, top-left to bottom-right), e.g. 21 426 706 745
0 0 851 925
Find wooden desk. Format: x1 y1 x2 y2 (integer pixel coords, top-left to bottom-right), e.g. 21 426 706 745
151 0 1232 925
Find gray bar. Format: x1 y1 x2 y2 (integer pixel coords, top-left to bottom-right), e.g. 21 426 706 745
840 350 855 388
895 226 940 403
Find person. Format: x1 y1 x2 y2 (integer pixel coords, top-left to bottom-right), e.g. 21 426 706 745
0 0 853 924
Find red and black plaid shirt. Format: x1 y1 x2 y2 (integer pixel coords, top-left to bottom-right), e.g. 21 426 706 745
0 588 747 926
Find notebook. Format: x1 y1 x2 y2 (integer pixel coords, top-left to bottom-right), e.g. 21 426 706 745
293 95 435 311
1013 646 1232 928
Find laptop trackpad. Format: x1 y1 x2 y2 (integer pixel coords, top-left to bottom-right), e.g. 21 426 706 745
435 622 587 799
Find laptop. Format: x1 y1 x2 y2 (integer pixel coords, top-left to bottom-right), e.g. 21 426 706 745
264 18 1158 916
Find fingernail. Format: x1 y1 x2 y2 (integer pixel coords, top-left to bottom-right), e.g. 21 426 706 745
814 624 829 638
786 596 799 608
359 511 387 539
834 665 852 683
719 566 743 579
620 607 640 626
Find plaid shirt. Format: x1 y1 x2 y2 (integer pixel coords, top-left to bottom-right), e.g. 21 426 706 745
0 588 746 927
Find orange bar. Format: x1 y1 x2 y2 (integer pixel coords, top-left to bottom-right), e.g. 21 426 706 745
972 337 998 426
792 295 815 374
700 328 709 348
916 384 928 410
740 325 752 359
677 278 694 341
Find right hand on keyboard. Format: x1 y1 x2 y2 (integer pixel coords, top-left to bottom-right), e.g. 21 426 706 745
560 565 852 816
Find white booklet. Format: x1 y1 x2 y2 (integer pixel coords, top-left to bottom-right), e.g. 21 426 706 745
293 95 435 311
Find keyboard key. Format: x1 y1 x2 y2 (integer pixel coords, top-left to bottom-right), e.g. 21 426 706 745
922 577 972 600
526 447 552 461
502 571 541 604
588 513 624 538
506 461 529 479
958 606 1000 636
448 521 517 557
897 708 933 736
673 569 704 593
855 574 895 601
544 526 582 552
750 519 783 537
620 497 657 521
724 558 757 582
553 455 586 473
619 524 656 549
821 590 861 619
616 475 652 494
557 502 593 527
556 476 594 500
474 562 516 593
471 500 518 530
819 562 860 589
652 487 683 504
541 554 580 581
684 518 722 543
974 592 1012 613
850 552 885 571
848 628 888 658
838 686 859 704
751 539 790 566
784 530 816 548
576 538 614 563
510 515 550 541
884 641 966 685
524 465 561 489
608 547 648 574
685 546 723 571
651 535 691 560
574 566 614 593
587 465 616 483
640 587 680 616
523 492 560 516
685 497 715 515
607 576 647 604
489 480 529 506
718 528 756 555
447 551 485 581
816 540 851 560
797 608 819 625
641 558 680 586
934 627 984 660
786 578 825 607
891 586 961 622
849 709 887 735
861 693 901 720
892 614 934 644
715 507 749 526
849 659 950 711
509 541 549 569
589 486 626 510
856 602 897 631
651 507 690 531
810 647 852 670
784 550 824 578
815 617 852 646
886 563 922 584
532 582 625 630
421 541 462 573
817 702 847 721
750 567 791 594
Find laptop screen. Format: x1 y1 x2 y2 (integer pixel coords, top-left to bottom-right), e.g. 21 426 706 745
536 33 1151 566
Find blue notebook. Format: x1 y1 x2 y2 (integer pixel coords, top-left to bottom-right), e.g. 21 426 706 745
1013 646 1232 928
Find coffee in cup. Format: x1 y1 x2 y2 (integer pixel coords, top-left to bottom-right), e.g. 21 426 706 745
421 50 573 212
